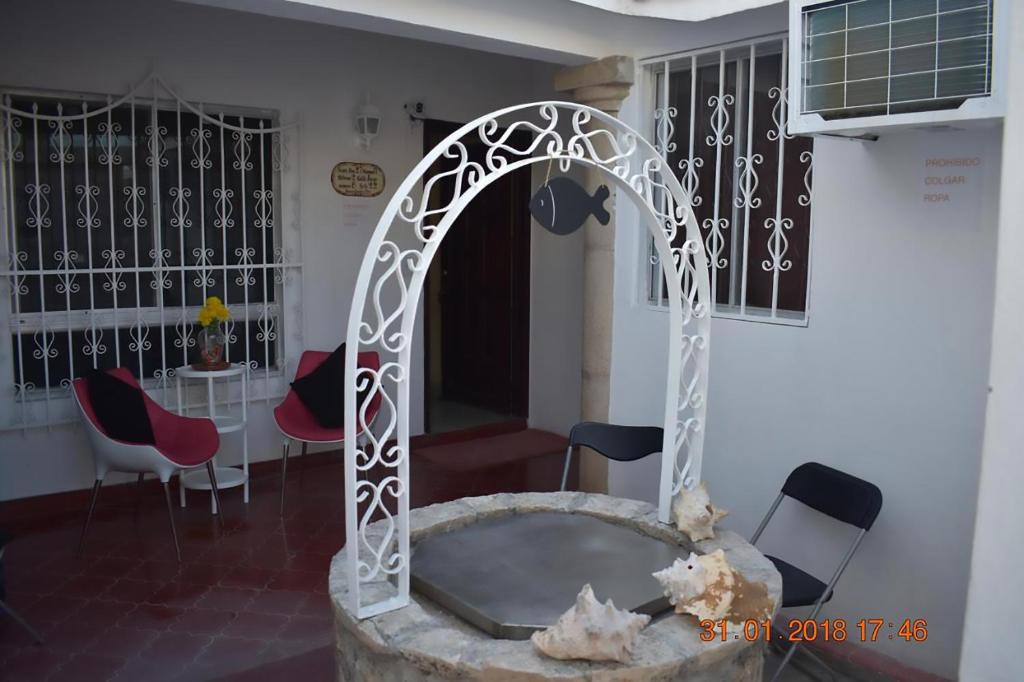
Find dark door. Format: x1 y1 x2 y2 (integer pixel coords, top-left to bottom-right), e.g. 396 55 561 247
423 120 530 423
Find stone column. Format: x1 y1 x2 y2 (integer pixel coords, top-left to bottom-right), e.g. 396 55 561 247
555 56 634 494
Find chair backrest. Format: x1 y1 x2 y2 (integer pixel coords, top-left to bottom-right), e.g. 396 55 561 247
782 462 882 530
72 367 146 437
568 422 664 462
293 349 383 421
73 368 178 439
72 369 182 479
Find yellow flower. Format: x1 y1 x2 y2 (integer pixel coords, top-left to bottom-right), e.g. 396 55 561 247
196 294 232 328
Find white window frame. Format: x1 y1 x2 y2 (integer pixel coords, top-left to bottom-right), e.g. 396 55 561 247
639 34 816 327
0 75 304 430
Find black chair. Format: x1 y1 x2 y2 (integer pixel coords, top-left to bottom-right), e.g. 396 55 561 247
560 422 664 491
0 530 43 644
751 462 882 681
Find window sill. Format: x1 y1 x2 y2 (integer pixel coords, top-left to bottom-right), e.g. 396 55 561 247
641 300 809 327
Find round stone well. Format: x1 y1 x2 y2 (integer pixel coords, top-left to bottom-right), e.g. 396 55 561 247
329 492 782 681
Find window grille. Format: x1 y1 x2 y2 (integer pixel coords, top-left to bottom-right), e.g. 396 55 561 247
0 76 302 429
644 37 815 325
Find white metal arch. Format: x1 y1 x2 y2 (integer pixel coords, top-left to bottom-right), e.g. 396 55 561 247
343 102 710 617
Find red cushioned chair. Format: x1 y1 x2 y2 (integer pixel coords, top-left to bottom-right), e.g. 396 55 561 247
274 350 381 515
72 368 222 561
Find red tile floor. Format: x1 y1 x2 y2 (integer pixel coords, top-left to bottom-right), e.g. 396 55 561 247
0 428 570 681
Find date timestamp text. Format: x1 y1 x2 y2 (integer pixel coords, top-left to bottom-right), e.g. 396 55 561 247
699 618 928 643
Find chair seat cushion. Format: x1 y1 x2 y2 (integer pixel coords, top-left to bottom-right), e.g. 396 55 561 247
147 409 220 467
274 394 346 443
289 344 366 428
85 369 155 445
766 555 832 608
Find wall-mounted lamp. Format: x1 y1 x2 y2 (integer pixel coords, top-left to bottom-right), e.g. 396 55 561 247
355 97 381 149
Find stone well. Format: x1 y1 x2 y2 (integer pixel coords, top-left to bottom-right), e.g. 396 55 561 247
329 492 782 681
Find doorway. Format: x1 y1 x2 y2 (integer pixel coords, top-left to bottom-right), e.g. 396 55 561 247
423 119 531 434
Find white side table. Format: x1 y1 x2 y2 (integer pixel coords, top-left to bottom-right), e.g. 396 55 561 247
175 363 249 513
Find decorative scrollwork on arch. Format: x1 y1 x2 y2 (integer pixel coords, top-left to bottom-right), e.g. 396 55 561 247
343 101 711 619
357 242 425 354
399 142 484 243
479 103 562 172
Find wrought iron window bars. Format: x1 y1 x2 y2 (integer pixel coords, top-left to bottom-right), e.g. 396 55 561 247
0 75 302 429
645 37 815 326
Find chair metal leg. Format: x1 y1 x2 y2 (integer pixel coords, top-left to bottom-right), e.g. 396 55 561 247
206 461 224 528
133 473 145 518
770 633 838 682
770 601 840 681
750 492 785 544
298 441 309 483
559 445 573 492
279 439 291 516
162 482 182 562
770 637 803 682
770 530 868 681
0 598 43 644
77 479 103 554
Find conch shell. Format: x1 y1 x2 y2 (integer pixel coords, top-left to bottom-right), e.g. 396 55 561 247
653 550 773 623
672 481 728 541
531 584 651 663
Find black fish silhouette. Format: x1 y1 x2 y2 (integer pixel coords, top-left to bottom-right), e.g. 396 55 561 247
529 177 610 236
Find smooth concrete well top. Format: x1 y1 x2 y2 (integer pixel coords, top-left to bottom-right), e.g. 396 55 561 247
329 492 782 681
410 511 693 639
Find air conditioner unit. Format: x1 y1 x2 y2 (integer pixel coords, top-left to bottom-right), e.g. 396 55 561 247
788 0 1009 136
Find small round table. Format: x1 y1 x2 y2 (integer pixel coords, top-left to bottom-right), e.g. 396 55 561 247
175 363 249 513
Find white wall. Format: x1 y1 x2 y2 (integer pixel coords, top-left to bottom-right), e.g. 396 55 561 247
958 3 1024 680
611 87 1002 679
0 0 582 500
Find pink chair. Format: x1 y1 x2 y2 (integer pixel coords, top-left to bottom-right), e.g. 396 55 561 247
274 350 381 514
72 368 222 561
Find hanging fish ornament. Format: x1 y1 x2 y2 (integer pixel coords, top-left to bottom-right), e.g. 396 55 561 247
529 177 610 236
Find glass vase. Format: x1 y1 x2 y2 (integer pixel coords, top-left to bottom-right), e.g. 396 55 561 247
198 325 226 368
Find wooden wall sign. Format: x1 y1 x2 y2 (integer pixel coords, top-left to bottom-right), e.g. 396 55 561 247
331 162 385 197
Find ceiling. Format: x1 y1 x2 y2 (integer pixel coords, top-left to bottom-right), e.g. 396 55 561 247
178 0 787 65
566 0 783 22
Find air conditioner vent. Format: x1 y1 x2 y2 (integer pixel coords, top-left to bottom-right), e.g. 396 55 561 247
788 0 1007 135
